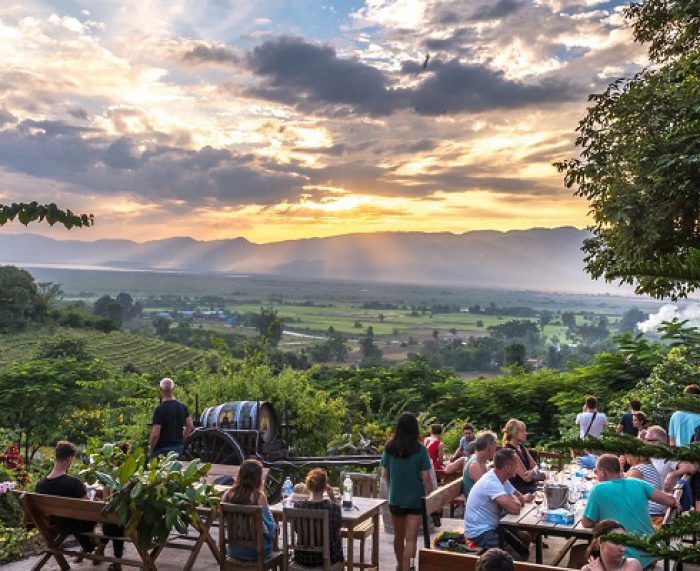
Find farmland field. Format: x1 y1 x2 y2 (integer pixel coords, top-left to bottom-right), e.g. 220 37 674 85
0 327 213 372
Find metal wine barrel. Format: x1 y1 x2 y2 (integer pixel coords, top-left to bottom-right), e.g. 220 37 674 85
199 400 278 444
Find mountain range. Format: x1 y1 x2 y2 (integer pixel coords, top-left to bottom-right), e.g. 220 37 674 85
0 227 625 294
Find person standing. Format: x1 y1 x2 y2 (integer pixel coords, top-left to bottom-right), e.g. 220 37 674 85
576 396 607 439
668 385 700 446
617 400 642 436
149 377 194 458
381 412 433 571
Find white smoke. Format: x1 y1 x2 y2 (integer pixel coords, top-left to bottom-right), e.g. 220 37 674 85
638 304 700 333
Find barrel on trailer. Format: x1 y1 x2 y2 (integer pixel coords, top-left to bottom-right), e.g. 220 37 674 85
199 401 278 453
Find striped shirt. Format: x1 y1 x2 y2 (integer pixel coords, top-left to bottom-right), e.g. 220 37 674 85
631 463 665 515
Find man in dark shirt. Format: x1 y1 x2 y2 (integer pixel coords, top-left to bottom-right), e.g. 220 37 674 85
617 399 642 436
36 441 96 554
149 377 194 458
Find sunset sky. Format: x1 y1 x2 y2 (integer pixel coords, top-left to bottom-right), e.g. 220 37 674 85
0 0 646 243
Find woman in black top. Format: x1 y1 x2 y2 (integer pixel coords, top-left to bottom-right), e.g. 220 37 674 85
502 418 537 494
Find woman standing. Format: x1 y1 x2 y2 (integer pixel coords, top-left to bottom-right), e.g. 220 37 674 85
222 459 276 562
502 419 538 495
581 520 642 571
381 412 433 571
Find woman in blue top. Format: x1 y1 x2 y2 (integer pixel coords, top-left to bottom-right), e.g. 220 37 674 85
222 459 276 562
381 412 433 571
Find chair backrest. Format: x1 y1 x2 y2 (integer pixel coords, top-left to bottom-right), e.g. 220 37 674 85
662 483 684 526
339 471 378 498
282 507 331 570
219 503 265 570
419 549 564 571
180 461 269 486
536 451 563 472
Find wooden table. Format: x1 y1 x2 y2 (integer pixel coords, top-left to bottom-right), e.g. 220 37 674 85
270 497 386 571
498 503 592 565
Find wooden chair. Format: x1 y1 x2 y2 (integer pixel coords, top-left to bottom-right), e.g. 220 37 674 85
282 507 343 571
339 472 378 569
536 451 563 472
219 503 283 571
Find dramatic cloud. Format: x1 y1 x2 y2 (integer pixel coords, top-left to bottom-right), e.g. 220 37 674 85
471 0 525 21
182 44 240 65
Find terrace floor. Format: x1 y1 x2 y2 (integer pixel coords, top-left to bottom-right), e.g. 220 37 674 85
2 517 689 570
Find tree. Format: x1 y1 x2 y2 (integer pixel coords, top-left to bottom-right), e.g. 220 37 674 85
153 316 172 337
94 295 123 327
252 306 283 347
555 1 700 299
504 343 527 367
619 308 649 333
378 313 385 323
561 312 577 329
0 266 46 332
540 310 553 327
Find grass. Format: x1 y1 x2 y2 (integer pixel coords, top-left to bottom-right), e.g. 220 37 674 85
0 327 213 373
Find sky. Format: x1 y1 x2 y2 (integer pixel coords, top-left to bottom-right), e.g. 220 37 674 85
0 0 646 243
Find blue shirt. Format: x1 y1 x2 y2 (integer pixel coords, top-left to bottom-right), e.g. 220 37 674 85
465 469 515 539
583 478 655 568
668 410 700 446
227 504 276 561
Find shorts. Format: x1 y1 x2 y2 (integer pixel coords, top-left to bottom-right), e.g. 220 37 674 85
389 505 423 516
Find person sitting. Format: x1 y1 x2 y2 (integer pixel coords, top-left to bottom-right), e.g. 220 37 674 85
477 548 515 571
580 520 642 571
450 423 476 461
424 423 445 475
632 412 649 441
465 448 532 560
576 395 607 439
643 426 696 491
669 384 700 446
443 431 497 498
581 454 679 569
36 441 97 558
222 459 276 563
502 419 538 495
292 468 343 567
624 453 667 525
617 400 643 436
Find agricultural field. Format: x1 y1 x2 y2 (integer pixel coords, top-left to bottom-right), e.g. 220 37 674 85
0 327 214 373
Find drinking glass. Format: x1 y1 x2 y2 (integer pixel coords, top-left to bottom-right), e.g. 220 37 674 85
534 490 545 517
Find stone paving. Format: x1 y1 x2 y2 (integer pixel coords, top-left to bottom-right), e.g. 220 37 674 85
1 517 687 570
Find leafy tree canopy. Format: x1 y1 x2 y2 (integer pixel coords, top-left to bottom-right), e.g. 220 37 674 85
556 1 700 299
0 202 93 228
0 266 46 332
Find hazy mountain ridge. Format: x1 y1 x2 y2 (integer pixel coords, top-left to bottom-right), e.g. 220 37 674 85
0 227 619 293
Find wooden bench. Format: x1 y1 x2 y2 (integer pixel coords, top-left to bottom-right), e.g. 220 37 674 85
17 491 220 571
419 548 563 571
421 478 465 548
179 461 269 485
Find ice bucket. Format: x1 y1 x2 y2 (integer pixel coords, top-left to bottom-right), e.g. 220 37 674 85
544 484 569 510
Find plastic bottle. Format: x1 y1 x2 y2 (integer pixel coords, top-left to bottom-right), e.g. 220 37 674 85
282 476 293 505
540 460 547 481
342 475 353 510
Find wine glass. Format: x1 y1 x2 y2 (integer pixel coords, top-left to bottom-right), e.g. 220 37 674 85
534 490 545 517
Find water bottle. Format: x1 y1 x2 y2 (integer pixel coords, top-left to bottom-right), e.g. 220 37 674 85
342 475 353 510
540 460 547 481
282 476 293 505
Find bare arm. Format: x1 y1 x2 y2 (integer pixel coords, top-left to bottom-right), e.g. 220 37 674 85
468 460 487 483
184 416 194 439
626 468 643 480
422 470 433 495
581 516 595 528
511 448 534 481
650 489 681 510
616 423 623 434
381 467 388 488
450 446 463 462
495 493 522 515
664 462 696 491
149 425 161 451
444 457 466 476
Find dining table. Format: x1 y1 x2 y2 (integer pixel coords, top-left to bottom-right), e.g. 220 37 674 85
269 496 387 571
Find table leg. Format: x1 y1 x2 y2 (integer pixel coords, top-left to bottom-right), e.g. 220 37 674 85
535 533 543 564
346 523 355 571
372 511 380 569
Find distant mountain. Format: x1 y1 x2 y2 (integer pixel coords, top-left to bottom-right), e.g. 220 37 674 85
0 227 621 293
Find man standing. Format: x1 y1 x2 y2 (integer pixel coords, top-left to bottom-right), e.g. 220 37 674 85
450 423 476 461
149 377 194 458
36 441 96 555
582 454 679 569
668 385 700 446
576 395 607 438
465 448 532 560
616 399 642 436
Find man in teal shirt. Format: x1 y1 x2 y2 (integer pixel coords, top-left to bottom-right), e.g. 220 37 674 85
668 385 700 445
582 455 679 568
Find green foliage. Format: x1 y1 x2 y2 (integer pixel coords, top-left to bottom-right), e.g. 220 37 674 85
0 267 46 333
252 306 283 347
626 0 700 61
0 526 35 564
37 337 91 361
88 446 216 551
0 202 93 228
556 433 700 463
94 295 123 327
191 359 345 455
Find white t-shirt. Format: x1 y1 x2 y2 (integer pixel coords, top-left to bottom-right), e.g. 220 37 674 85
651 458 679 483
464 469 515 538
576 411 607 438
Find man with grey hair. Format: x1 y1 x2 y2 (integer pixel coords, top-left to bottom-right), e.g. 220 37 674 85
643 425 696 491
149 377 194 458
